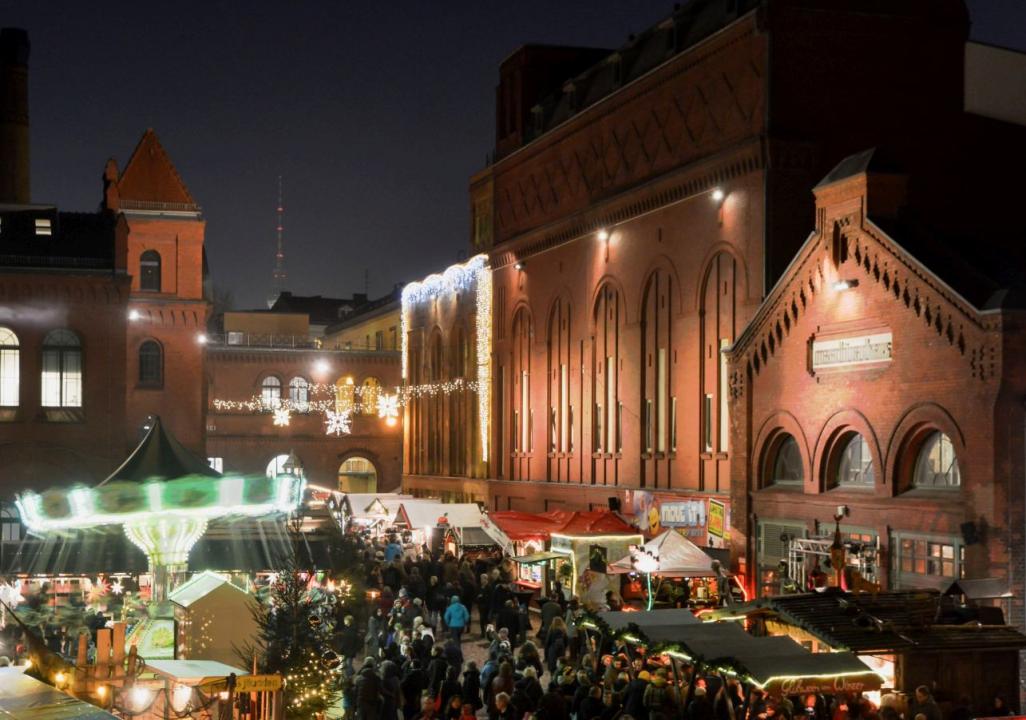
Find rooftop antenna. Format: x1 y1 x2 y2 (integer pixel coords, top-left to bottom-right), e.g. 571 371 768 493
267 175 287 308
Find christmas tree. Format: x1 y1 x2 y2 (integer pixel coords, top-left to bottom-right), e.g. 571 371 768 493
246 560 341 719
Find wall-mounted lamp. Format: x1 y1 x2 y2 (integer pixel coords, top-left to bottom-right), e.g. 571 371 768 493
711 188 725 203
128 309 141 322
196 333 208 345
314 359 330 374
514 261 525 271
597 229 609 242
832 279 859 291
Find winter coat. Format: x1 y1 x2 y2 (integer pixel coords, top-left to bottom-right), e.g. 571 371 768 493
536 689 569 720
443 598 470 629
462 669 482 710
355 667 383 718
544 628 567 673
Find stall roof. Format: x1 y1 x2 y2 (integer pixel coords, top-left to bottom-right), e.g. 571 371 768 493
513 550 565 564
169 570 248 609
145 659 247 683
486 510 636 541
396 502 482 530
595 612 879 694
740 588 1026 654
458 527 497 547
340 493 412 516
944 577 1013 600
608 529 717 577
0 669 117 719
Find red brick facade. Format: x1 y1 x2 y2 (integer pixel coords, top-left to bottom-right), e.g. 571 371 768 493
206 346 403 492
727 162 1026 626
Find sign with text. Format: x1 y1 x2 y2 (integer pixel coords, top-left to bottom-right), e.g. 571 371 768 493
708 500 725 539
659 501 705 533
811 331 892 371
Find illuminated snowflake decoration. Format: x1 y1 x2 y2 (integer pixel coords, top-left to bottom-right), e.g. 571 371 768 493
111 579 125 596
273 406 291 427
324 409 352 437
87 577 110 604
377 393 399 421
0 580 24 607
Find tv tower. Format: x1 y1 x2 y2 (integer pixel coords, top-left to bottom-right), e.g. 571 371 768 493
267 176 287 308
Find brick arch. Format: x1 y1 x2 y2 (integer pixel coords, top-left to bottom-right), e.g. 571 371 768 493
812 409 885 493
337 448 385 491
589 274 628 326
253 370 284 390
752 410 814 492
543 288 574 334
694 242 751 311
886 402 967 496
638 254 683 317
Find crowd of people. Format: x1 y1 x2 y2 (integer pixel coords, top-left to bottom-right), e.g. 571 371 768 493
337 533 1014 720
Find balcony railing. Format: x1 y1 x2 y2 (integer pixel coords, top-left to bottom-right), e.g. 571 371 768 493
206 332 400 353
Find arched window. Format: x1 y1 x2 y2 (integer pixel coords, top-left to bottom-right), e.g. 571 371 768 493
592 285 621 457
511 308 532 466
771 435 803 486
361 377 381 415
335 376 355 414
338 456 377 493
261 376 282 406
140 250 161 292
266 453 299 478
289 377 309 410
41 329 82 408
914 432 961 488
0 327 19 407
836 433 875 487
138 340 163 386
641 268 676 489
547 298 572 477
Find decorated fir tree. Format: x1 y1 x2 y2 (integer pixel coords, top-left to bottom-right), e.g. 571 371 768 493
246 561 341 719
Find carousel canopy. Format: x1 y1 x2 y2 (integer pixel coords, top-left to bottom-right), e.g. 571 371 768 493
100 416 220 485
0 670 117 719
485 510 636 542
608 529 717 577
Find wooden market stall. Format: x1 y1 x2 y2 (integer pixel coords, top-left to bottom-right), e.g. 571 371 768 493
588 609 881 699
170 571 260 666
712 588 1026 711
393 502 484 554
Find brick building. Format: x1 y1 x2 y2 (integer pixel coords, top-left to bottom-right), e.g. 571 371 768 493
727 146 1026 613
206 295 403 492
0 29 208 495
404 1 1025 555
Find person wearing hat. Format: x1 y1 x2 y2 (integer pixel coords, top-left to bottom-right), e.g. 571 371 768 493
625 670 651 720
689 685 716 720
355 656 383 720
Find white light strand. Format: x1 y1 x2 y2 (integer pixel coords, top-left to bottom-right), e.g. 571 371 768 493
476 262 492 460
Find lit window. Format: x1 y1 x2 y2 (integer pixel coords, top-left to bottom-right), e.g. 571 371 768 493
896 534 964 583
34 218 52 236
261 376 282 406
836 433 875 486
338 456 377 493
207 457 224 473
289 377 309 410
139 250 161 292
335 376 355 414
265 453 292 478
41 329 82 408
0 327 19 407
361 377 380 415
771 435 803 486
138 340 162 386
656 348 667 453
1 503 20 543
913 432 961 488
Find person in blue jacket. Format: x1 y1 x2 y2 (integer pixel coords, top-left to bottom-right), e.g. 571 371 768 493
443 594 470 643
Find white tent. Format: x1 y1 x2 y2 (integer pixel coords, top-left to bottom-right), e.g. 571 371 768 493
396 502 483 530
608 529 717 577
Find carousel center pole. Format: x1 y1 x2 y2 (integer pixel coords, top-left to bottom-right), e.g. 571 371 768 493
123 517 209 606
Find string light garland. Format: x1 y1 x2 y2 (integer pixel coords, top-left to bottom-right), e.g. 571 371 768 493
400 253 492 461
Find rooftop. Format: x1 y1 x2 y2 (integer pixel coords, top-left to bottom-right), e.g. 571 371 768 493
0 205 117 271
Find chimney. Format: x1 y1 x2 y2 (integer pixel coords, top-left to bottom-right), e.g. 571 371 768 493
0 28 30 204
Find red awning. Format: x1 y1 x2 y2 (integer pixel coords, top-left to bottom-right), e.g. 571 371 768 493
487 510 637 542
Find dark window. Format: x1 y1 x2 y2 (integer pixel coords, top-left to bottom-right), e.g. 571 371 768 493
139 341 163 386
772 435 803 485
140 250 161 292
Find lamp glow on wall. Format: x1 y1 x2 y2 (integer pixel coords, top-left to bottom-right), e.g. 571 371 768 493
633 549 660 610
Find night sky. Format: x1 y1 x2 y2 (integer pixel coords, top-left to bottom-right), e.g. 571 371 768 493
4 1 1025 310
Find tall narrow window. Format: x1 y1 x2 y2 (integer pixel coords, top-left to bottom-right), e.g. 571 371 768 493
261 376 282 406
550 407 558 452
606 356 616 452
361 376 381 415
644 399 654 453
593 285 622 459
335 376 355 414
140 250 161 292
670 397 678 452
568 405 575 454
657 348 667 452
0 327 19 407
594 403 603 453
41 329 82 408
913 432 961 488
719 338 730 451
703 394 713 452
511 307 532 464
289 377 309 411
521 370 530 452
138 340 163 386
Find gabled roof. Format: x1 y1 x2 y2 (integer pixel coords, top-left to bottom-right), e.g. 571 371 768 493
486 510 638 541
169 570 243 608
100 416 221 485
608 529 717 577
117 129 196 207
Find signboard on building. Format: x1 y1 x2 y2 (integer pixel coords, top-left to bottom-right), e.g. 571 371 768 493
709 500 725 539
627 492 730 547
811 331 892 371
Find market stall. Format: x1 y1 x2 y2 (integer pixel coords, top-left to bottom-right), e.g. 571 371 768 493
170 571 260 666
392 502 484 554
608 529 744 610
483 510 641 602
329 492 413 533
587 609 881 700
711 588 1026 711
